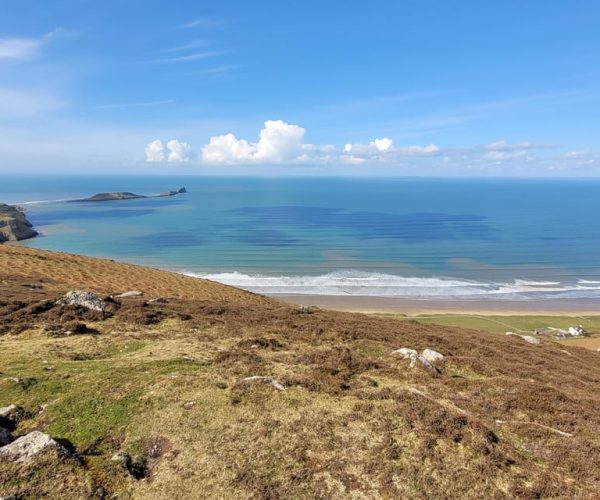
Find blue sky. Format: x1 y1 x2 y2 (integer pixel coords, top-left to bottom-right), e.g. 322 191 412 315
1 0 599 176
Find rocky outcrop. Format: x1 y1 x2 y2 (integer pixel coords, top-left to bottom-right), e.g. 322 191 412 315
73 192 145 202
0 431 69 462
158 187 186 197
392 347 445 372
72 187 186 202
0 204 38 243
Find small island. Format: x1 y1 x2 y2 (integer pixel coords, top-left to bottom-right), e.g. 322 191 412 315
0 204 38 243
71 186 186 202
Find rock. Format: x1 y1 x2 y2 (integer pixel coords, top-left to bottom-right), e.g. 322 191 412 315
72 192 146 202
0 405 25 427
158 187 187 197
420 349 445 364
56 291 107 312
0 204 38 243
147 298 168 305
240 376 286 391
506 332 541 345
115 290 143 298
0 427 13 446
392 348 444 372
0 431 68 462
183 401 195 410
0 404 23 420
111 451 132 466
392 348 419 367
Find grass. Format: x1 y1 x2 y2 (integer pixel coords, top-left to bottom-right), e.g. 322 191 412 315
374 312 600 336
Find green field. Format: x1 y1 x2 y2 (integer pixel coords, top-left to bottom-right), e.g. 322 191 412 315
376 313 600 336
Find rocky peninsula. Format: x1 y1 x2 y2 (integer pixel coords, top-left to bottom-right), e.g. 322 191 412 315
71 187 186 202
0 204 38 243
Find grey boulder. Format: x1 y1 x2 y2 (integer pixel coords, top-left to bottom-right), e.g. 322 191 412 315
0 431 69 462
56 291 107 312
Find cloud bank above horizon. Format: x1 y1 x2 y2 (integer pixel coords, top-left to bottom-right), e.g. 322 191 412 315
145 119 574 171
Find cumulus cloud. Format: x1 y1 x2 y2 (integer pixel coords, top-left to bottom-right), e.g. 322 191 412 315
167 139 191 162
145 139 164 162
342 138 439 162
202 120 307 164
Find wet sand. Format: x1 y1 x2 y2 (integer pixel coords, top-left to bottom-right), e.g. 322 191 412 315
274 294 600 316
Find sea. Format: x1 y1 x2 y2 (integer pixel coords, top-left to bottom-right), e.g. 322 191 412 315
2 175 600 301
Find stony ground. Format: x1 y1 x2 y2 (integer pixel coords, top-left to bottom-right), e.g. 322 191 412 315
1 246 600 499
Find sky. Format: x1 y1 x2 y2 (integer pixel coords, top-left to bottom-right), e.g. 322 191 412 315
1 0 599 176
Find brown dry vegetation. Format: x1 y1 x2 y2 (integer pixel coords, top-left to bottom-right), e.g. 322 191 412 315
1 246 599 499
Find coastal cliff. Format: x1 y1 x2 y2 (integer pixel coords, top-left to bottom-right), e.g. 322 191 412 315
72 186 186 202
0 204 38 243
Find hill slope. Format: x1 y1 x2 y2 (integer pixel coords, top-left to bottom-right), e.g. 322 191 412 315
0 246 599 499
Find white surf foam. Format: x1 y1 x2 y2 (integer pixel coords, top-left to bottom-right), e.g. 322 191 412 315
185 270 600 298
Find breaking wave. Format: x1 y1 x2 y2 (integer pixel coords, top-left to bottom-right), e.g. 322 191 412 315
185 270 600 299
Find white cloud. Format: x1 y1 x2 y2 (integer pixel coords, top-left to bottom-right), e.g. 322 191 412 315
485 140 554 151
371 137 393 152
167 139 191 162
483 150 528 161
202 120 307 164
0 37 42 60
342 138 439 160
0 30 74 61
145 139 164 162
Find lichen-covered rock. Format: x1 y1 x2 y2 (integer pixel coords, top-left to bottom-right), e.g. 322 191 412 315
56 291 107 312
0 431 68 462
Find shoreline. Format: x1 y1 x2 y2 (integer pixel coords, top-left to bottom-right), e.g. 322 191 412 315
273 294 600 315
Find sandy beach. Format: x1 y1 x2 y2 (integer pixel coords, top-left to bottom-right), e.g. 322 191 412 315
275 294 600 315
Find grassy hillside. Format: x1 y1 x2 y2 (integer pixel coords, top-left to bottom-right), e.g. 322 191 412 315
1 246 599 498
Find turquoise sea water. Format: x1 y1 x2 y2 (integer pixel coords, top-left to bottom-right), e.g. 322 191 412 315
2 175 600 299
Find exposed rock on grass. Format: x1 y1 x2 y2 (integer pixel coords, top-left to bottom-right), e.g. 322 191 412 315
239 376 286 391
0 405 25 430
55 291 108 312
393 347 445 372
0 432 69 463
115 290 143 298
506 332 542 344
